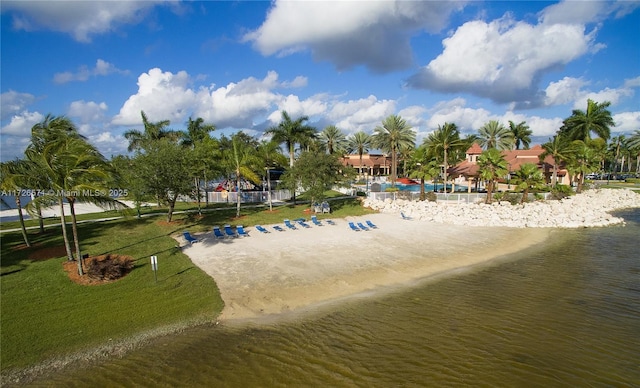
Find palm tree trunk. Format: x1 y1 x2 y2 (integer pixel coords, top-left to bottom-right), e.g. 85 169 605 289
267 170 273 211
68 199 84 276
37 204 45 234
15 196 31 247
419 178 425 201
443 147 448 194
485 180 494 204
236 174 242 218
520 188 529 204
58 197 74 261
552 164 558 186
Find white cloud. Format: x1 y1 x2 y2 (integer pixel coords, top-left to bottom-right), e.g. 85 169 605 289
244 0 465 72
325 95 396 134
68 100 108 127
88 131 129 158
612 111 640 134
3 1 171 42
54 59 128 84
573 88 634 110
544 77 588 106
0 90 36 121
0 111 43 136
408 11 598 105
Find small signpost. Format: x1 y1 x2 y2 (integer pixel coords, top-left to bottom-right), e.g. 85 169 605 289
150 255 158 283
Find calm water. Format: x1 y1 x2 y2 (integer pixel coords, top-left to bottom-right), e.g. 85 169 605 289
27 210 640 387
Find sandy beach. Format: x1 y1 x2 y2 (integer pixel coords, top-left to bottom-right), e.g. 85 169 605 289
181 212 550 323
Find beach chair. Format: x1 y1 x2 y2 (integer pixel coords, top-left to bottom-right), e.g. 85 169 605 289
183 231 200 244
357 222 370 231
325 219 336 226
311 215 322 226
236 225 250 237
321 201 331 213
366 220 378 229
255 225 270 234
348 222 361 231
284 219 297 230
273 225 285 232
297 219 311 228
213 226 225 239
400 212 412 220
224 224 238 238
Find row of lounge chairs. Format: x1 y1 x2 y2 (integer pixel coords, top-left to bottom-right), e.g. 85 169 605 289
182 224 250 244
348 220 378 232
255 215 337 233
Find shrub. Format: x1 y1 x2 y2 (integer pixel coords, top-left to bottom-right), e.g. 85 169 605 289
87 254 134 281
426 192 437 202
549 184 574 200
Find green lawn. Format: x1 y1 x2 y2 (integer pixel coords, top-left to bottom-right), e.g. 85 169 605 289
0 196 372 372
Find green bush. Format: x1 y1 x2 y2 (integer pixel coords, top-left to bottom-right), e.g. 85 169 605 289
426 192 437 202
549 184 574 200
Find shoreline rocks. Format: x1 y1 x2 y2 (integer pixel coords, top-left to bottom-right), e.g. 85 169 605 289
363 189 640 228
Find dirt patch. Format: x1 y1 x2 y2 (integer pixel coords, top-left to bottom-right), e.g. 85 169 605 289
63 254 134 286
27 245 68 261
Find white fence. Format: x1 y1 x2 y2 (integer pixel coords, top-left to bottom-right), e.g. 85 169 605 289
204 189 292 204
367 191 487 204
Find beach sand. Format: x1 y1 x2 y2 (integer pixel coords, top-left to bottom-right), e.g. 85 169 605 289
181 212 550 323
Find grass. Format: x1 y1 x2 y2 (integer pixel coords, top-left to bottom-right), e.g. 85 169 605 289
0 195 373 373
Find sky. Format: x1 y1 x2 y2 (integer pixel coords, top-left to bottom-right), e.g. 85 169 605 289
1 0 639 162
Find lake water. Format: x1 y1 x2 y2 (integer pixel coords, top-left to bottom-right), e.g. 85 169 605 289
24 209 640 387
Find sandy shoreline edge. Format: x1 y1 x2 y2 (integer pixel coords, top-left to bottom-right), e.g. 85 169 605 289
182 212 552 324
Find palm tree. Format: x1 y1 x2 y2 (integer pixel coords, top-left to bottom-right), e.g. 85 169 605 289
567 140 600 193
562 99 614 142
346 131 371 179
180 117 216 214
627 130 640 174
477 148 509 204
422 122 465 193
478 120 514 150
320 125 348 155
256 140 287 211
540 135 573 186
511 163 545 204
371 115 416 186
124 111 178 152
228 134 262 217
0 159 34 246
265 111 317 167
407 146 439 201
508 121 532 150
27 134 124 275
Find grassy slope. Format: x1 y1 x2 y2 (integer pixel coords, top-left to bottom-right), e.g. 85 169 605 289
0 196 372 371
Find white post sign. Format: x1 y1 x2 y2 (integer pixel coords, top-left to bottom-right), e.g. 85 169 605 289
150 255 158 282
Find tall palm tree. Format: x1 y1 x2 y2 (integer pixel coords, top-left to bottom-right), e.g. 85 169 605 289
508 120 532 150
265 111 317 167
478 120 514 150
477 148 509 204
422 122 465 193
0 159 34 247
180 117 216 214
346 131 371 178
511 163 545 204
256 140 287 211
124 111 177 152
27 135 124 275
562 99 614 142
371 115 416 186
627 130 640 174
320 125 348 155
567 140 600 193
407 146 439 201
540 135 573 186
227 134 262 217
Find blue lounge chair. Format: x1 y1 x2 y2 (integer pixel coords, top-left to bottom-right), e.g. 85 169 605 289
366 220 378 229
311 215 322 226
183 231 200 244
326 219 336 226
273 225 285 232
284 219 297 230
348 222 361 231
255 225 270 234
401 212 412 220
357 222 369 231
213 226 225 239
224 224 238 238
236 225 249 237
297 219 311 228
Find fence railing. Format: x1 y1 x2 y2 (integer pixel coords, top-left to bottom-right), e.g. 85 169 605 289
201 190 292 204
367 191 487 203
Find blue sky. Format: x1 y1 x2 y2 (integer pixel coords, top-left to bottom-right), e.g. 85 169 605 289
1 0 639 161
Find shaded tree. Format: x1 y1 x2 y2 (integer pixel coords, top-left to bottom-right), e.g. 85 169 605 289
561 99 614 142
124 111 178 152
422 122 465 193
508 120 532 150
511 163 545 204
320 125 348 155
265 111 317 167
540 135 573 186
478 120 514 150
346 131 371 179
